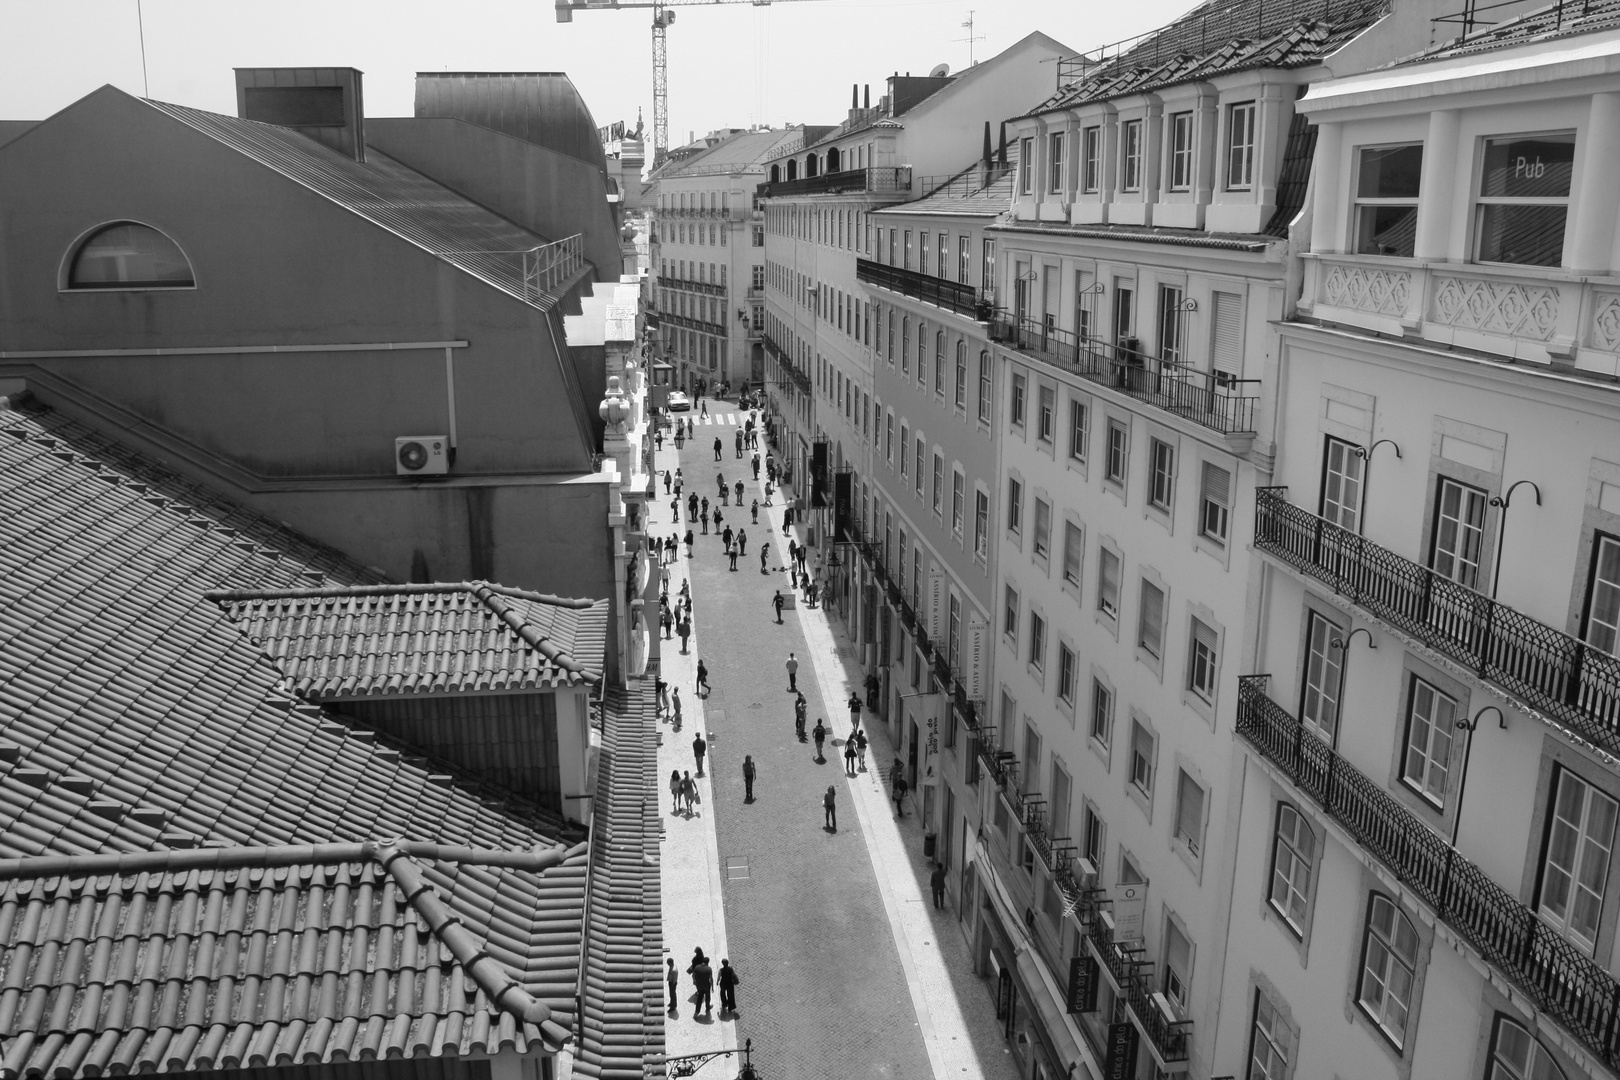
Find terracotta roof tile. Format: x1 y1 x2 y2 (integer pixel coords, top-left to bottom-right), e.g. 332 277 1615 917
0 401 657 1077
210 584 606 698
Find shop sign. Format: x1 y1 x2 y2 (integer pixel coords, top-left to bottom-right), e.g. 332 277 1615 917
1066 954 1098 1014
1105 1022 1138 1079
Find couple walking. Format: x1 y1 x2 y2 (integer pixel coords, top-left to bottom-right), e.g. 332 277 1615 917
668 949 741 1016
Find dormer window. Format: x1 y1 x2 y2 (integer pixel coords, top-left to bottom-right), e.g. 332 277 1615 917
1121 120 1143 192
1049 131 1065 193
1226 102 1256 190
1475 133 1575 267
1167 112 1193 191
1354 144 1423 258
1020 137 1034 194
1082 126 1101 193
66 222 194 289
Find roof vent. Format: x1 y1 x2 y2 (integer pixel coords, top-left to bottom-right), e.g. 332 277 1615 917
88 800 125 821
15 767 49 788
0 742 20 763
129 806 168 826
235 67 367 163
60 775 95 795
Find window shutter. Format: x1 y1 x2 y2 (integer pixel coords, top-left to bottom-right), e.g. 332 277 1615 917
1192 618 1218 656
1201 462 1231 508
1064 522 1084 583
1141 582 1165 654
1101 549 1120 603
1211 292 1243 377
1177 772 1204 848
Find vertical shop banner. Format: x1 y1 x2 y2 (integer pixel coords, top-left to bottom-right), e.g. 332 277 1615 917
1067 955 1099 1014
1113 883 1146 942
833 471 852 541
1105 1023 1138 1079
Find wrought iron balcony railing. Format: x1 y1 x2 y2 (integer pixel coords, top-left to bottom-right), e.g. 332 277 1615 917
1254 487 1620 754
1236 674 1620 1070
757 166 913 199
988 313 1259 436
856 258 986 320
761 334 812 394
1086 917 1191 1064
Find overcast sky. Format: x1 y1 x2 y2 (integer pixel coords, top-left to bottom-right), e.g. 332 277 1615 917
7 0 1196 144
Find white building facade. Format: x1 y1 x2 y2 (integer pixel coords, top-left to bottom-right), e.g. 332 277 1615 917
1221 12 1620 1080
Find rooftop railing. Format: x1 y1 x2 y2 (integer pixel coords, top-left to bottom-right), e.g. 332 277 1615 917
989 312 1259 436
522 233 585 301
757 166 913 199
1237 674 1620 1070
856 258 983 320
1254 487 1620 754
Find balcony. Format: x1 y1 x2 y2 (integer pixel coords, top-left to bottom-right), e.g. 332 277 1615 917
1300 252 1620 375
988 313 1260 439
1254 488 1620 755
1236 674 1620 1070
658 276 724 297
762 334 811 394
856 258 985 320
1085 917 1192 1067
758 166 913 200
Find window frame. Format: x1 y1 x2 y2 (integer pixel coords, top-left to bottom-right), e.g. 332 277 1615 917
1007 477 1024 535
1149 437 1176 512
1268 803 1316 937
1082 126 1102 193
1355 893 1420 1049
1473 130 1576 268
1352 142 1424 258
1320 436 1366 533
1019 137 1034 194
1106 419 1129 487
1167 111 1194 192
1226 101 1257 190
1188 618 1219 702
1048 130 1065 193
1583 531 1620 657
1120 119 1144 192
65 221 197 291
1534 765 1619 956
1068 398 1089 463
1400 674 1458 809
1199 461 1231 545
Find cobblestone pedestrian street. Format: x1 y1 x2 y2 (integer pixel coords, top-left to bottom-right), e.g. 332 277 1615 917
652 402 1023 1080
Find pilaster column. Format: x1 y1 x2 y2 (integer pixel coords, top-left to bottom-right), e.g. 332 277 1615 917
1575 92 1620 272
1310 121 1344 254
1413 109 1460 261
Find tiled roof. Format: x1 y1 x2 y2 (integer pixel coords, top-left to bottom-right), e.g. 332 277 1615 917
882 145 1021 218
660 129 805 177
209 583 607 698
987 218 1274 251
1413 0 1620 60
0 398 630 1075
1027 0 1392 114
141 98 584 311
0 840 585 1077
574 682 665 1080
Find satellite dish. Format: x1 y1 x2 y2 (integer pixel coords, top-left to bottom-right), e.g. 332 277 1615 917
929 63 950 78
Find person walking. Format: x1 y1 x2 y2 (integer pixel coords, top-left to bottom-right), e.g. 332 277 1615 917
794 693 807 740
671 688 683 730
772 590 785 622
713 436 722 462
657 678 670 719
727 542 739 572
722 525 734 550
812 719 826 762
856 728 868 770
843 737 857 776
734 429 743 458
660 608 672 639
677 617 691 654
699 398 708 418
737 528 748 557
930 863 947 908
894 771 909 817
666 958 679 1014
691 955 713 1016
750 499 759 524
699 509 709 535
663 470 672 495
718 959 740 1015
688 492 699 520
848 692 863 735
824 785 838 832
717 474 728 505
786 651 799 691
684 529 694 558
751 453 760 480
693 731 707 777
669 769 682 813
669 497 680 523
734 480 744 505
764 481 773 506
743 755 756 802
713 507 724 532
696 659 710 695
759 542 770 574
682 770 698 813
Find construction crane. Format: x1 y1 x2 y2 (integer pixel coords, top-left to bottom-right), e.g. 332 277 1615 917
555 0 832 168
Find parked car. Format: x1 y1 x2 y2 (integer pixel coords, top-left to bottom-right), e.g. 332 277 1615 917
668 391 692 412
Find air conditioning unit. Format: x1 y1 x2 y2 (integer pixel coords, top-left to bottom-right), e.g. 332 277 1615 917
395 436 450 476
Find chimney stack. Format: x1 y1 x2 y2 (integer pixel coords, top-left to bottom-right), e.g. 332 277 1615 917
852 84 859 109
864 84 870 109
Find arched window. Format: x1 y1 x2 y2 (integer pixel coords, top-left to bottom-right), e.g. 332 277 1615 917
67 222 193 289
1489 1015 1567 1080
826 146 841 172
1357 893 1419 1047
805 154 818 178
770 164 781 184
786 159 798 181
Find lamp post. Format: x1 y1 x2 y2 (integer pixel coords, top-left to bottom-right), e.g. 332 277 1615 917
660 1038 757 1080
1451 705 1507 847
1328 626 1376 738
1489 480 1542 600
